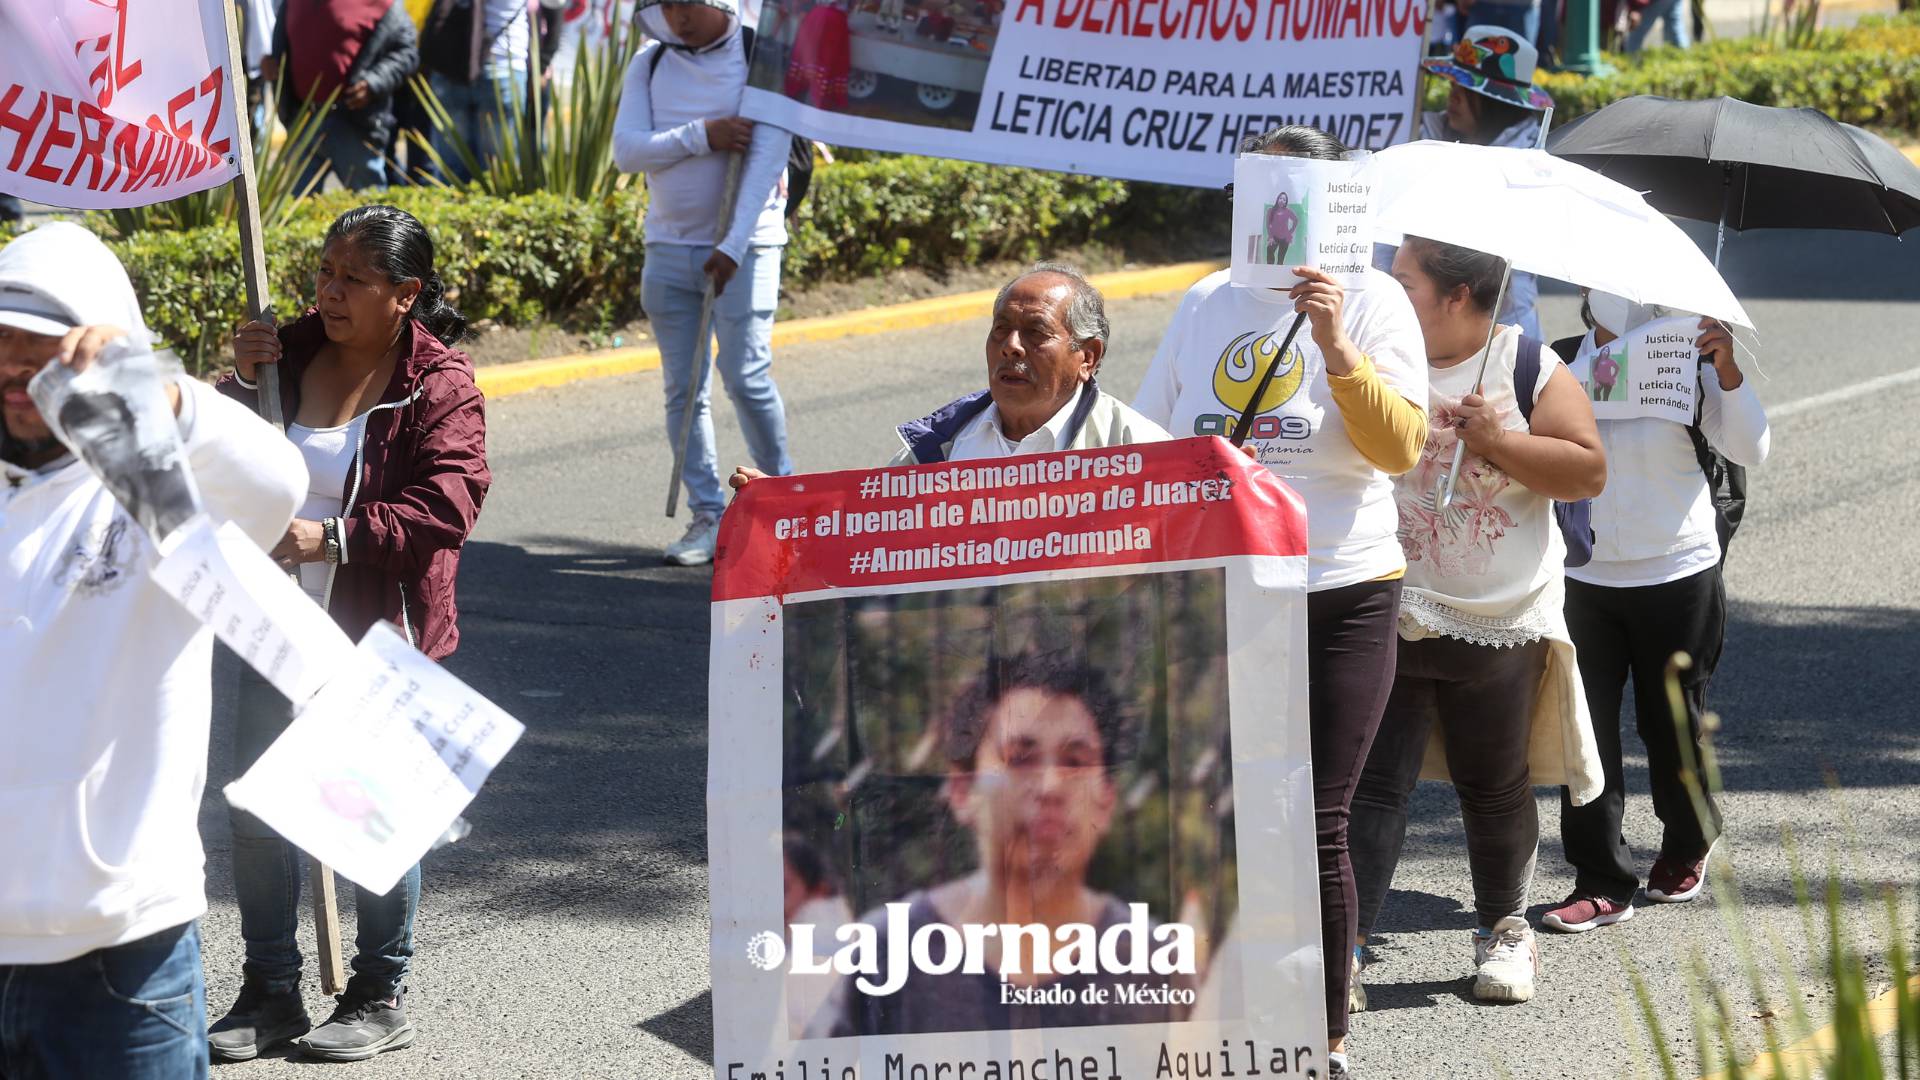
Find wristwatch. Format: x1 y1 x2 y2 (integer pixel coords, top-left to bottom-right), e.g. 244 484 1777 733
323 517 343 565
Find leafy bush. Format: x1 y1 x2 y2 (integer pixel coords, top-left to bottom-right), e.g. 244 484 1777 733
1532 14 1920 130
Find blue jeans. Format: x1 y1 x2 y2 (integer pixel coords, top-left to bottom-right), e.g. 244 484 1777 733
1458 0 1541 43
0 922 208 1080
427 72 527 184
1625 0 1691 50
642 243 793 518
297 112 387 193
230 667 421 1002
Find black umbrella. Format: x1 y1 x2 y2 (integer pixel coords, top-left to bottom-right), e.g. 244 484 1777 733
1546 95 1920 263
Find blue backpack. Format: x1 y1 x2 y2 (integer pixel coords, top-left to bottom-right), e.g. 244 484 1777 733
1514 335 1595 568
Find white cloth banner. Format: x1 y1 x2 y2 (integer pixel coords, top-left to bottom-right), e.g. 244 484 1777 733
1569 316 1703 425
740 0 1425 186
707 438 1325 1076
0 0 242 208
225 622 526 896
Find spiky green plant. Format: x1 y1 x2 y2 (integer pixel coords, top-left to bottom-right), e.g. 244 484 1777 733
406 27 641 200
1633 654 1918 1079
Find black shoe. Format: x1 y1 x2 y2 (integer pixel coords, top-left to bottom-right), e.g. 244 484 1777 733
1327 1054 1351 1079
208 982 311 1062
298 986 416 1062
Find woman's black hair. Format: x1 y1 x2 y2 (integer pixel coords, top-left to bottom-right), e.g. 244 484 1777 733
324 204 468 346
1239 124 1351 161
1403 235 1507 314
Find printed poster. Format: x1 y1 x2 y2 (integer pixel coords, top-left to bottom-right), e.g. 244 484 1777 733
739 0 1426 186
1569 316 1703 425
0 0 243 209
1229 152 1374 288
708 437 1326 1078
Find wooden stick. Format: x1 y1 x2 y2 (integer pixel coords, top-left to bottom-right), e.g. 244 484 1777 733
218 0 344 998
310 859 348 996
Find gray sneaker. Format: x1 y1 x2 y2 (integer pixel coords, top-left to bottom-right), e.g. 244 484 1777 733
298 986 415 1062
663 514 720 566
208 982 310 1061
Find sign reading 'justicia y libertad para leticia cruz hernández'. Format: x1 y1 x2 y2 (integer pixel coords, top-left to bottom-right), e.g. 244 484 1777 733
708 437 1326 1080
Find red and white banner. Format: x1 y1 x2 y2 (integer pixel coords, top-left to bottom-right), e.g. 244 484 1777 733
709 438 1326 1077
739 0 1424 187
0 0 242 209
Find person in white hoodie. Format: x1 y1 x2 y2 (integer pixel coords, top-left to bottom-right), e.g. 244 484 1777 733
1540 291 1769 935
0 222 305 1079
614 0 796 566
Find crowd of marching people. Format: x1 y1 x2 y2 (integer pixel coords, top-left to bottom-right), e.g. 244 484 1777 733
0 4 1769 1080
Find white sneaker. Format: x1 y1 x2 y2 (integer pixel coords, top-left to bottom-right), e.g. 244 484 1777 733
1472 916 1538 1003
663 514 720 567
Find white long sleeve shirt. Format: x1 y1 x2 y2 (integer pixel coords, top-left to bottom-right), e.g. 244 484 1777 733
1566 330 1772 588
612 26 788 262
1 378 304 963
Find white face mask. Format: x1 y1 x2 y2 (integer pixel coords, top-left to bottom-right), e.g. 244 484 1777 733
1587 290 1650 335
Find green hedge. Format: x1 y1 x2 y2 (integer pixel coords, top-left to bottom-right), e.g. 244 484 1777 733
1535 13 1920 129
97 156 1141 373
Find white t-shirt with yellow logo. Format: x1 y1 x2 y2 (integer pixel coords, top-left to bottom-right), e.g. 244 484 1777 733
1133 267 1428 590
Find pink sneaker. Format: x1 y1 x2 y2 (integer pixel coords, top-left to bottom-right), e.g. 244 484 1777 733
1542 893 1635 933
1646 852 1710 903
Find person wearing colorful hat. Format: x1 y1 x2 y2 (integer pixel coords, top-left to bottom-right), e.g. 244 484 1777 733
1417 25 1556 339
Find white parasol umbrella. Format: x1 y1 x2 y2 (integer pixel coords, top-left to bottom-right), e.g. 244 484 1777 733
1366 140 1754 330
1365 139 1754 511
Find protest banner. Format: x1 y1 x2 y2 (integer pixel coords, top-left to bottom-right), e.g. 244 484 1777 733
224 623 526 895
709 437 1325 1078
0 0 243 208
739 0 1425 186
149 517 358 707
1230 152 1375 289
1569 316 1703 425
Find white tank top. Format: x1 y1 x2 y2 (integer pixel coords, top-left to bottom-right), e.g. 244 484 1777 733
1394 325 1567 647
288 415 368 603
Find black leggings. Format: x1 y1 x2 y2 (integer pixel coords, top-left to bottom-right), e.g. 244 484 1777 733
1351 636 1548 937
1307 577 1404 1042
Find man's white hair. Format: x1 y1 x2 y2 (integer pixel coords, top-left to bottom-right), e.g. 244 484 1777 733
994 262 1110 353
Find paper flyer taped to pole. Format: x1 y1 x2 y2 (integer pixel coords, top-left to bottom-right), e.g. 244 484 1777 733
707 437 1325 1077
1568 315 1704 425
224 622 525 896
0 0 243 208
148 516 356 706
1230 153 1376 289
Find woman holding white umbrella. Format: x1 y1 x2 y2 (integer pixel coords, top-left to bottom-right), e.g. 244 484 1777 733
1540 292 1769 934
1349 235 1605 1009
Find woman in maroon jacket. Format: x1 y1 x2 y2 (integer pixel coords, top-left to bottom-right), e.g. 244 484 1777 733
209 205 490 1064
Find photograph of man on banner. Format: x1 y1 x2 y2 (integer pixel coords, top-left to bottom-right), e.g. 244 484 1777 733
781 573 1232 1038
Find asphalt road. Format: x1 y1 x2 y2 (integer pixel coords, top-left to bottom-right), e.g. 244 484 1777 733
198 223 1920 1079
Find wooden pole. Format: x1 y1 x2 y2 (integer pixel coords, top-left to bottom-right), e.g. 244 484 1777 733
218 0 346 999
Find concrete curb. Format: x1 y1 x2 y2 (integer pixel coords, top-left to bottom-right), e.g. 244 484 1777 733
473 260 1225 399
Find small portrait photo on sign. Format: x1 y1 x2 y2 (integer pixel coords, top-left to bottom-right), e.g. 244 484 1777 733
1229 152 1375 290
777 569 1240 1039
748 0 999 129
1587 339 1626 402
